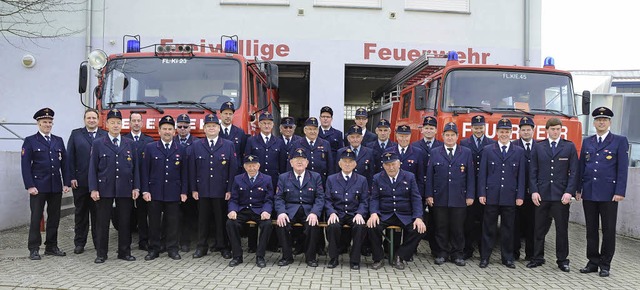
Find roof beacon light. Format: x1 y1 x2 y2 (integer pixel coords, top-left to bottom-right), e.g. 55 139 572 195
543 57 555 68
446 50 460 66
126 40 140 53
225 39 238 54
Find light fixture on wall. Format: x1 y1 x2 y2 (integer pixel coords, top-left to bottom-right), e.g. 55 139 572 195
22 54 36 68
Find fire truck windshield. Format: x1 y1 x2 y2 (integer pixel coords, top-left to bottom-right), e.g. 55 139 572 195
442 69 575 116
102 57 241 110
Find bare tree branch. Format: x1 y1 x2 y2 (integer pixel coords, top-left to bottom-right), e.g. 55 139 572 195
0 0 85 44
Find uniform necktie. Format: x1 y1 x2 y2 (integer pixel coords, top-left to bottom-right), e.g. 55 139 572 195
381 142 386 150
400 147 406 156
90 132 95 140
598 136 603 145
265 136 269 144
525 143 531 152
250 176 255 185
353 148 358 157
476 138 482 149
165 143 170 152
501 145 507 158
426 140 432 148
447 147 453 160
112 138 118 147
210 139 214 148
345 175 350 182
551 141 557 155
310 141 314 147
134 135 139 142
297 175 302 186
392 177 396 184
45 135 51 143
285 137 290 145
224 128 229 137
180 138 187 145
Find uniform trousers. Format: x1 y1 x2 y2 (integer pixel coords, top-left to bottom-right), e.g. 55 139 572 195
327 214 365 263
226 208 272 258
277 207 319 262
28 192 62 251
532 200 570 266
583 200 618 271
148 200 180 253
72 186 97 249
433 206 466 260
95 197 133 258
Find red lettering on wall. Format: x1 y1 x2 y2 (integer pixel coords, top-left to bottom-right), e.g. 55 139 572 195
363 43 491 64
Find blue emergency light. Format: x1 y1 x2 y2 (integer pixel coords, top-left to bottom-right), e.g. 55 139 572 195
543 57 555 68
447 50 459 61
127 40 140 53
225 39 238 54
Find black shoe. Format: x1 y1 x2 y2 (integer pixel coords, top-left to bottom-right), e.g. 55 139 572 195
29 250 41 260
192 249 207 259
139 243 149 251
94 256 106 264
350 263 360 270
168 252 181 260
293 248 304 255
44 247 66 257
454 259 466 266
462 252 473 260
479 259 489 268
524 255 533 261
306 259 319 267
559 264 570 272
74 246 85 254
118 255 136 261
327 258 339 269
248 248 257 253
392 256 405 270
145 251 159 261
371 260 384 270
580 265 598 274
434 257 446 265
229 257 243 267
277 258 294 266
180 245 190 253
526 261 543 268
317 248 327 256
256 256 266 268
221 250 232 259
599 269 610 277
503 261 516 269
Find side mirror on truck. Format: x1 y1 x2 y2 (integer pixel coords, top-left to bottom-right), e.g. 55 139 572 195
415 85 427 110
79 63 88 94
582 90 591 115
267 63 279 89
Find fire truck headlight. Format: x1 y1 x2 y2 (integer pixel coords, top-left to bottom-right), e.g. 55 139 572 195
88 49 108 70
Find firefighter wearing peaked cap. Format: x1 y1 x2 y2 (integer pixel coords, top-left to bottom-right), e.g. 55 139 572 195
577 106 629 277
172 113 199 252
22 107 71 260
140 115 188 261
338 125 377 186
367 119 397 173
346 108 377 146
219 102 247 168
318 106 345 162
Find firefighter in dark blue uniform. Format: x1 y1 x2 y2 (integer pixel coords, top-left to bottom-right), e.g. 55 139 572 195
289 117 335 185
123 112 154 251
318 106 344 161
367 151 426 270
219 101 247 167
21 108 71 260
245 112 288 189
460 115 496 259
366 119 396 174
173 113 199 253
411 116 444 257
66 108 107 254
344 108 377 146
426 122 475 266
390 125 426 197
189 113 238 260
275 148 325 267
577 107 630 277
140 115 188 261
477 118 526 269
89 109 139 263
226 155 274 268
511 116 540 260
337 125 377 185
325 149 369 270
280 116 303 155
526 118 578 272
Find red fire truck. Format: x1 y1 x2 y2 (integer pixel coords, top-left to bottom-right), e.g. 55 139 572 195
369 51 589 151
78 35 280 138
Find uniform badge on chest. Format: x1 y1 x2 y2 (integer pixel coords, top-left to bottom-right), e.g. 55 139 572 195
58 152 62 161
460 165 465 173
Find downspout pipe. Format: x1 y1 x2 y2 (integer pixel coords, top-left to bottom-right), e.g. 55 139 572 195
523 0 531 66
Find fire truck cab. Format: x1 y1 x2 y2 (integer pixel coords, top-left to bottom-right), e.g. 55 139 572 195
369 51 589 151
78 35 280 139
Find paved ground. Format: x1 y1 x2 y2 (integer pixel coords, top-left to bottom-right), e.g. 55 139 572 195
0 216 639 290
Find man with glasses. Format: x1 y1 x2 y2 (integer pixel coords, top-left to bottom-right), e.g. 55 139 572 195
173 114 199 253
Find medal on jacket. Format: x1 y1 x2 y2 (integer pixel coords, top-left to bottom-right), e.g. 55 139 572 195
175 161 180 165
58 152 62 161
222 160 227 165
127 156 132 161
460 165 465 173
606 155 613 160
585 153 590 162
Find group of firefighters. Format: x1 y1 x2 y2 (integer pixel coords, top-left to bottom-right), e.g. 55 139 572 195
21 103 628 277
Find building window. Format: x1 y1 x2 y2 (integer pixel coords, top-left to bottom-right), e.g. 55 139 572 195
405 0 470 14
280 104 290 117
220 0 289 6
344 105 360 120
314 0 382 9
